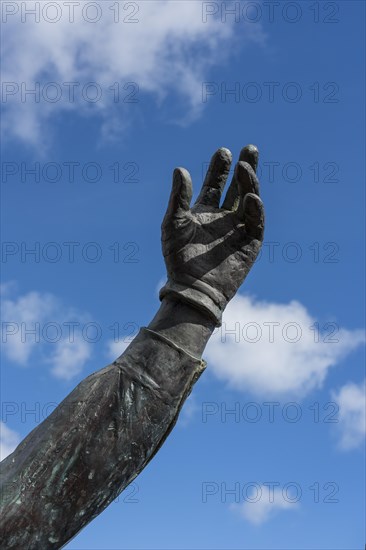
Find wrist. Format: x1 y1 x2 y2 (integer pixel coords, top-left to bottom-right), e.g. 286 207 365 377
148 297 216 357
159 277 225 328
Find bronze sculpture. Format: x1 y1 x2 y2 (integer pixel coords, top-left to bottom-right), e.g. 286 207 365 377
0 145 264 549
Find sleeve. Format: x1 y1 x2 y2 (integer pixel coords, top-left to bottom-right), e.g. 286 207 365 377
0 327 206 549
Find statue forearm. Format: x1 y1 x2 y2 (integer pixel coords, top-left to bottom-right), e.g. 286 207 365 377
148 297 216 358
0 302 209 550
1 143 264 549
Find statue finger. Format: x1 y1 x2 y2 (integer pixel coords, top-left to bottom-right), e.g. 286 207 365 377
162 167 192 226
234 161 260 223
242 193 265 241
194 147 232 208
222 144 259 210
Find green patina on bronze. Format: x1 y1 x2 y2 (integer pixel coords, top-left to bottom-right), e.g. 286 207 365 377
1 145 264 549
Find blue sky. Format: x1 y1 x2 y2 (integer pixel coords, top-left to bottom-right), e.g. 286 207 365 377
1 1 365 548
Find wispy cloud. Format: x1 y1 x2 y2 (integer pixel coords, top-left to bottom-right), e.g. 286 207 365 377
47 338 92 380
331 379 366 451
205 294 365 398
106 339 130 361
230 484 299 525
1 287 93 380
0 422 21 461
178 395 199 427
2 1 265 148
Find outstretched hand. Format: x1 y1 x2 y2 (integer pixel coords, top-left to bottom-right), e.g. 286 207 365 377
160 145 265 325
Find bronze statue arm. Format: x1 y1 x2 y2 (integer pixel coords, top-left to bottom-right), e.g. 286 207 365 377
0 145 264 549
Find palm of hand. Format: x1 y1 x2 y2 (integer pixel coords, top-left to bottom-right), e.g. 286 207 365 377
162 146 264 304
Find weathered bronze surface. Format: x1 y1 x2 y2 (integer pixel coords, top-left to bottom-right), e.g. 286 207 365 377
0 145 264 549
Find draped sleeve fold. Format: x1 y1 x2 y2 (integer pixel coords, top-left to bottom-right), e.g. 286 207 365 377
0 327 206 549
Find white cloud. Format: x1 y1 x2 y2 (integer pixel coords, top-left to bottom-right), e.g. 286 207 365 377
0 422 21 461
230 484 298 525
2 1 265 148
1 291 58 364
205 294 365 398
178 395 199 427
48 338 92 381
106 339 130 361
1 288 93 380
331 379 366 451
0 281 18 297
